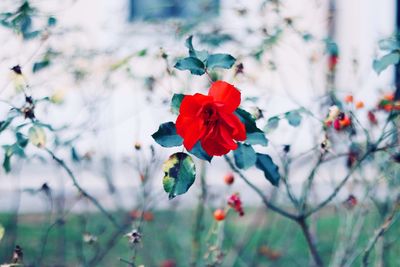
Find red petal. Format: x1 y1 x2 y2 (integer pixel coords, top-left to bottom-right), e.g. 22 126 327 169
176 116 205 150
176 93 211 150
220 113 246 141
208 81 241 113
218 124 238 150
201 137 231 156
200 123 238 156
179 93 212 117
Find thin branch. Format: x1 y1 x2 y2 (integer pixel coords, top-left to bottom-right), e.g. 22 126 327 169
224 155 298 220
298 218 324 267
303 153 368 218
362 202 400 266
45 148 121 229
191 161 207 267
299 153 324 213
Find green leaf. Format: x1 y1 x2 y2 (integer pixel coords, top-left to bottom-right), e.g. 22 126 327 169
234 143 257 169
185 35 208 61
255 153 280 186
189 141 212 162
22 30 40 40
246 132 268 146
3 144 25 158
20 15 32 34
378 37 400 51
152 122 183 147
47 16 57 27
174 57 205 75
33 121 55 131
302 33 313 42
3 153 11 173
162 152 196 199
137 49 147 57
171 94 185 115
285 110 302 127
16 132 28 148
32 59 50 73
325 38 339 55
206 54 236 70
198 33 233 47
235 108 267 146
0 224 4 242
235 108 262 133
264 117 280 133
28 126 46 148
2 143 25 173
0 117 13 133
71 147 80 162
373 52 400 74
185 35 197 58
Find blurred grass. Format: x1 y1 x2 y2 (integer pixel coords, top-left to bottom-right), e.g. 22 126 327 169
0 208 399 266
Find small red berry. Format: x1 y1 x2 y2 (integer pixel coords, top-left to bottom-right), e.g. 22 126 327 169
344 95 353 103
224 173 235 185
343 194 358 209
367 111 377 125
328 55 338 71
213 209 226 221
355 101 364 109
383 93 395 101
160 259 176 267
324 120 332 127
228 193 244 216
340 116 351 127
383 104 393 112
333 119 341 131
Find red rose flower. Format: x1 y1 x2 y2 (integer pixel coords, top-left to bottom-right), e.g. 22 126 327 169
176 81 246 156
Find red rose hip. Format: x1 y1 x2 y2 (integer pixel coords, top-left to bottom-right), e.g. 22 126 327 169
213 209 226 221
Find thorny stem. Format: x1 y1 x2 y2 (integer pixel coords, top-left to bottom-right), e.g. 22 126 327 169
45 148 121 229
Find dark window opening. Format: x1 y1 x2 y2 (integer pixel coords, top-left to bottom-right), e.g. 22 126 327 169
129 0 220 22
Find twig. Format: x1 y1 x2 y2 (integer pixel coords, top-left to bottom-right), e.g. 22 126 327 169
298 218 324 267
299 154 324 213
191 161 207 267
45 148 121 229
224 155 298 220
362 201 400 267
303 152 369 218
119 257 136 267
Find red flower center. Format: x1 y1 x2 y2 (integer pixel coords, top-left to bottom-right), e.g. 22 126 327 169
201 103 218 126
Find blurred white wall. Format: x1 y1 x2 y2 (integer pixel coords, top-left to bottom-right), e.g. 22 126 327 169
0 0 396 212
